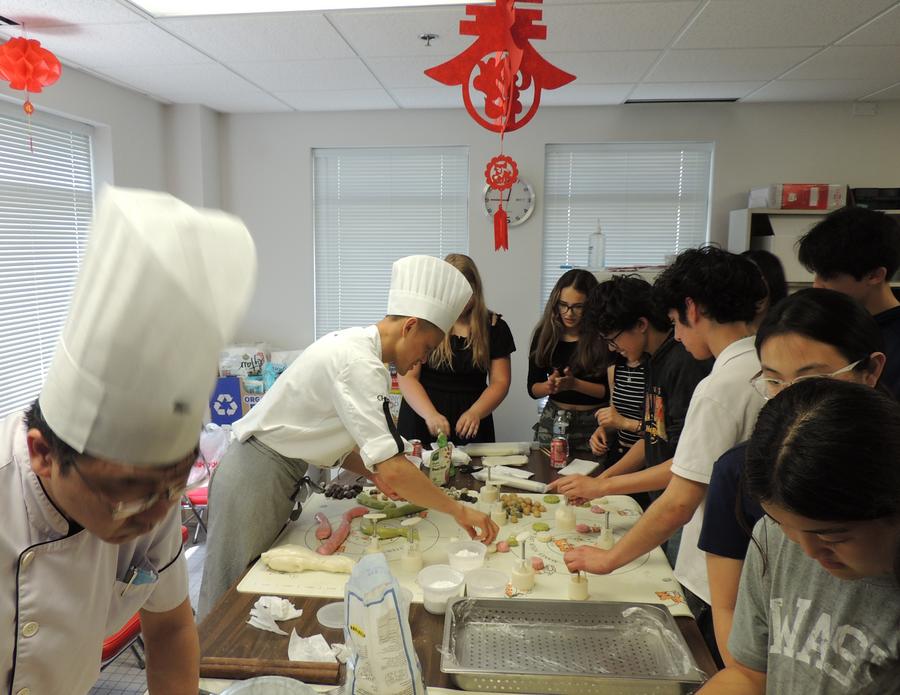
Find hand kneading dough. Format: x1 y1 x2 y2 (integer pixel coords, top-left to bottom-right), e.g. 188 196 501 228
261 545 355 574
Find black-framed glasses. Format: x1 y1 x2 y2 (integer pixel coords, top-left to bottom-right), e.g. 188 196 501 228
749 359 864 400
602 329 625 351
557 300 585 315
72 454 208 520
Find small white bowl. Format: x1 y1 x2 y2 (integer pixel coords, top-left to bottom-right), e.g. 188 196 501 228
446 540 487 573
417 564 464 615
465 567 508 598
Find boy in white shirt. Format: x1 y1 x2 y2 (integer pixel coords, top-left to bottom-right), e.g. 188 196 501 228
564 246 766 663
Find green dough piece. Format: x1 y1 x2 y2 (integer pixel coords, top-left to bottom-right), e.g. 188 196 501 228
360 521 420 541
507 536 519 547
532 522 550 532
356 493 422 516
542 495 560 504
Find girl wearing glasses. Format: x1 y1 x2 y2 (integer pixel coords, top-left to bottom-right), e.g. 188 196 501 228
697 380 900 694
699 288 886 667
398 253 515 445
528 269 608 450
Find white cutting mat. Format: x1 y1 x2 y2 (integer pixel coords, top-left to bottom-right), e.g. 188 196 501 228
237 493 691 617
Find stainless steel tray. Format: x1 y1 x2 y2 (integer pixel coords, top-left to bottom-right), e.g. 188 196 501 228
440 598 707 694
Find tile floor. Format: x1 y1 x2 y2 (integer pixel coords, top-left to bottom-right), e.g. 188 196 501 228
89 515 207 695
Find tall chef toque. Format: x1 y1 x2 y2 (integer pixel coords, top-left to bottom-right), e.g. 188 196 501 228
39 186 257 467
386 255 473 334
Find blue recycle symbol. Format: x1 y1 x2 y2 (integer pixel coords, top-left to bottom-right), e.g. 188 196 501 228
214 393 238 417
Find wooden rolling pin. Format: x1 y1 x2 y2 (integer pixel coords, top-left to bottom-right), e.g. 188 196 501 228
200 656 341 684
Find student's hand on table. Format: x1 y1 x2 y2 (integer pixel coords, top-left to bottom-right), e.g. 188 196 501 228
425 413 451 439
554 367 577 391
455 409 481 440
453 505 499 544
589 426 608 455
564 545 617 575
547 473 604 501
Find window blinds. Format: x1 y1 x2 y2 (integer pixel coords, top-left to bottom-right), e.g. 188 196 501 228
313 146 469 338
542 141 713 302
0 114 94 419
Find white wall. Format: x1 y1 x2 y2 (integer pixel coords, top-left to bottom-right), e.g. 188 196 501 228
220 101 900 441
0 65 169 192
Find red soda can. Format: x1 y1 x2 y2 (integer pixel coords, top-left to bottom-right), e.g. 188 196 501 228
409 439 423 459
550 436 568 469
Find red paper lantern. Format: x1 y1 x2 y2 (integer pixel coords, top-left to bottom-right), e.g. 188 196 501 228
0 37 62 94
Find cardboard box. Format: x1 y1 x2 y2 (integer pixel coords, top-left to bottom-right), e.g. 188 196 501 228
749 184 847 210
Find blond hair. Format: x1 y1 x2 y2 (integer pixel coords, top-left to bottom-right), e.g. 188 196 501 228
429 253 491 371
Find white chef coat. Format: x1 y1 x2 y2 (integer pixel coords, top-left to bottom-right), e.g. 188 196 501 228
0 413 189 695
670 336 764 604
233 325 406 471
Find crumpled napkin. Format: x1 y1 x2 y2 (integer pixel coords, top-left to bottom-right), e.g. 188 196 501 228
288 629 338 662
421 447 471 466
246 596 303 635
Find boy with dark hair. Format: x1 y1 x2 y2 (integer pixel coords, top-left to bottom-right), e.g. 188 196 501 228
798 206 900 394
549 275 711 504
564 247 767 663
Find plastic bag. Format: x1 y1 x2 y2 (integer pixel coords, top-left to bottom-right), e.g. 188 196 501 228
219 343 270 377
193 423 233 483
343 553 424 695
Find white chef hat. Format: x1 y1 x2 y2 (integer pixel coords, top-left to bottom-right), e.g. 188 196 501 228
386 255 473 334
39 186 257 467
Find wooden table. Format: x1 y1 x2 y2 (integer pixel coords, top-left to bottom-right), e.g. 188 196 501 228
198 450 719 685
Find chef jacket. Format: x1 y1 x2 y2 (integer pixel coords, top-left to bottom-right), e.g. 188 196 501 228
233 325 406 471
0 413 189 695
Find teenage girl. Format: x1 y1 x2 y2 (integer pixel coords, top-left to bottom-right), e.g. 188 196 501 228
528 269 608 450
699 288 886 667
741 249 787 333
398 253 515 445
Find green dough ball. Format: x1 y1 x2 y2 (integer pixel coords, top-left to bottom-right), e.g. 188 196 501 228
542 495 560 504
507 536 519 547
532 522 550 532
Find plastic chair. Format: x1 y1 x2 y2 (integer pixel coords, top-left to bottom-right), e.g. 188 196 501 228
183 485 208 543
100 526 190 670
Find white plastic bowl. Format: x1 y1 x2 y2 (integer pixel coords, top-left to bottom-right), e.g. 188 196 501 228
465 567 508 598
446 540 487 573
417 564 464 615
221 676 319 694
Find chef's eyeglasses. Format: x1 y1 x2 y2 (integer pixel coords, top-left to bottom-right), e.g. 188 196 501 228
557 300 585 315
72 452 209 520
749 359 864 400
602 329 625 351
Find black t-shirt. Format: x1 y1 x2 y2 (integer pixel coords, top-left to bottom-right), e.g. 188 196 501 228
698 442 764 560
419 315 516 392
875 305 900 397
527 334 608 406
643 333 713 469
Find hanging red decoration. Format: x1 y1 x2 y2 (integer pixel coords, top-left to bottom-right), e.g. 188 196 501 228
425 0 574 134
0 37 62 96
425 0 575 251
485 154 518 251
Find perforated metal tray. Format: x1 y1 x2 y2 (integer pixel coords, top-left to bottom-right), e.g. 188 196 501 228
440 598 706 694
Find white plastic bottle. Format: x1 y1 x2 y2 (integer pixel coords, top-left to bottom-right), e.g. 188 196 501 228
588 222 605 270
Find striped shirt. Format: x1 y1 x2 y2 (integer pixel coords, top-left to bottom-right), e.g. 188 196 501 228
612 362 646 448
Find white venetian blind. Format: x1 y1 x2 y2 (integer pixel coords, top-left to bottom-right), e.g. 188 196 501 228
542 141 713 301
314 146 469 338
0 113 94 418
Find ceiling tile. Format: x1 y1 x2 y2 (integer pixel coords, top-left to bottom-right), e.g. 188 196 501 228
232 58 381 92
540 2 699 51
274 88 397 111
539 84 633 106
328 7 479 58
543 51 661 84
783 46 900 82
159 12 355 62
631 81 765 100
676 0 897 49
840 4 900 46
391 87 468 109
742 78 894 102
647 47 818 82
13 22 209 67
0 0 141 28
367 54 456 89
